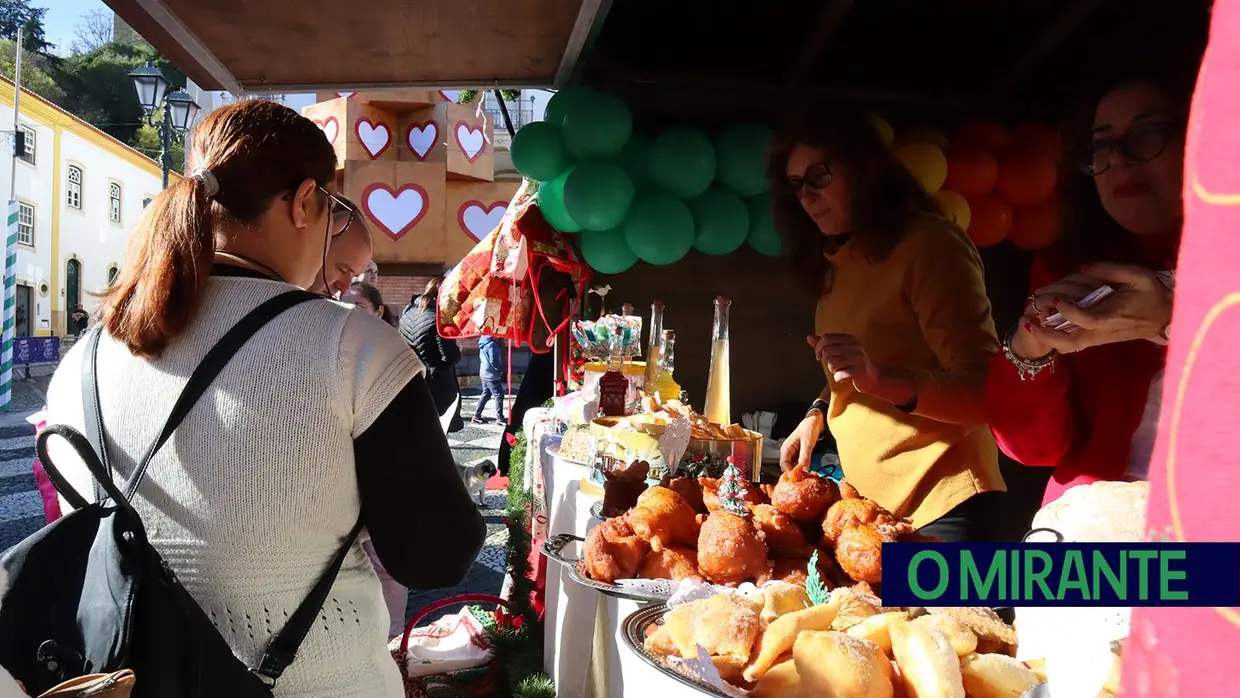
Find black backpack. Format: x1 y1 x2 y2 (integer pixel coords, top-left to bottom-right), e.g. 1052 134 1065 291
0 291 363 697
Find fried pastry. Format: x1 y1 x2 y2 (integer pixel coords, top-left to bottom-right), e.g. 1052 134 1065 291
744 595 843 682
926 606 1018 646
822 498 901 547
697 511 772 586
888 620 966 698
770 463 840 523
642 593 765 669
793 630 894 698
959 653 1039 698
626 486 700 551
663 474 707 514
752 504 815 558
582 517 649 583
637 545 702 581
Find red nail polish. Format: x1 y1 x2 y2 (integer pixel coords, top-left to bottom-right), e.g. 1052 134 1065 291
1024 323 1032 333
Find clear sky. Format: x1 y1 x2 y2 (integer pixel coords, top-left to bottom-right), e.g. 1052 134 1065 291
35 0 108 56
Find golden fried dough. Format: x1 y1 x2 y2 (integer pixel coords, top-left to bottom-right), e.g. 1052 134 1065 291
793 630 893 698
888 620 965 698
911 614 978 657
959 653 1040 698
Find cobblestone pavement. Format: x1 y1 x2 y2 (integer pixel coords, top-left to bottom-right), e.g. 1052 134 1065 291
0 379 514 632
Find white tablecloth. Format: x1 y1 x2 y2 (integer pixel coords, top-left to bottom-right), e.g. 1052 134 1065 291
529 413 706 698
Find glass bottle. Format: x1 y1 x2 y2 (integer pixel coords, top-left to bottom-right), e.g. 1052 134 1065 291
650 330 682 402
644 301 666 386
703 296 731 426
598 350 629 417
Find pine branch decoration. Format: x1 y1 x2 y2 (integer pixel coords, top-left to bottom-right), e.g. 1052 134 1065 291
806 550 831 607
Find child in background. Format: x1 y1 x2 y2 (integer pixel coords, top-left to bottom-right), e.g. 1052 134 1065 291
473 335 506 424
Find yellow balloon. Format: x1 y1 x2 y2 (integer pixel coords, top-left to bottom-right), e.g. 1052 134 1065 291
895 143 948 194
898 126 950 150
933 189 972 232
870 115 895 149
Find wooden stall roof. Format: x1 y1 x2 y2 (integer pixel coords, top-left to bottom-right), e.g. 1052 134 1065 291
580 0 1212 123
102 0 607 93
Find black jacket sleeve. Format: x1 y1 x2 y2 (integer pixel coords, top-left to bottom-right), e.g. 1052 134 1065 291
438 336 461 367
354 374 485 589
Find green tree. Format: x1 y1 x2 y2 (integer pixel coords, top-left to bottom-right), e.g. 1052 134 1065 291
0 0 52 54
0 37 64 103
49 42 185 146
130 117 185 174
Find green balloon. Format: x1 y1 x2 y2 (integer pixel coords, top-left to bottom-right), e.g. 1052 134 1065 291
745 193 782 256
623 193 695 266
544 86 597 128
538 168 581 233
648 127 716 199
579 226 638 274
716 124 773 197
689 187 750 256
511 121 572 182
562 91 633 160
615 133 652 190
562 161 635 232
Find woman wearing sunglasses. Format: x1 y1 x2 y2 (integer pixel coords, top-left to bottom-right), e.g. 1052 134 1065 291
771 109 1005 542
987 53 1198 505
42 100 483 697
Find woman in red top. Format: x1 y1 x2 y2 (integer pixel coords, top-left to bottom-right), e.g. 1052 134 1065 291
987 55 1199 505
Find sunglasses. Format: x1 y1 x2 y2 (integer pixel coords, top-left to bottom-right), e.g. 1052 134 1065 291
785 162 833 196
1076 122 1180 177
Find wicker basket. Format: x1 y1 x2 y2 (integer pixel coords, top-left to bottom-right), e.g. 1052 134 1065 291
391 593 510 698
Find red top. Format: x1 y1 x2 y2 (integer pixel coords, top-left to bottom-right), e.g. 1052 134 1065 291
985 235 1178 505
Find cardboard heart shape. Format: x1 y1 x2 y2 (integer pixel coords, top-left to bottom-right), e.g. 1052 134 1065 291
313 116 339 145
455 121 486 163
406 121 439 160
355 119 392 160
362 183 428 241
337 92 356 99
440 90 461 103
458 200 507 242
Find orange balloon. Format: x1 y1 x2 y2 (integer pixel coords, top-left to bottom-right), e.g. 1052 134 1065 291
1009 123 1061 163
954 121 1010 152
965 194 1013 247
1009 199 1061 250
944 146 999 197
996 153 1057 207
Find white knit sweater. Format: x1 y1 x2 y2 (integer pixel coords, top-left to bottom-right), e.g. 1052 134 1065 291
45 276 424 698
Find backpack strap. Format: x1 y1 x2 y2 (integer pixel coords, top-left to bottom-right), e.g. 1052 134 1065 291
116 290 320 500
80 328 110 504
254 516 364 684
78 289 363 687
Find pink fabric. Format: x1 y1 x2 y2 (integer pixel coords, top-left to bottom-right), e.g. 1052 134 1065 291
31 412 61 523
1122 3 1240 694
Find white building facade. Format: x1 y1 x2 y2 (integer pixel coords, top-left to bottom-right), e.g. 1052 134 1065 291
0 77 169 337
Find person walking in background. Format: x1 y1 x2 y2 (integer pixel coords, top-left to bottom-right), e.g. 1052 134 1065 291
473 335 506 424
400 276 465 433
343 281 397 327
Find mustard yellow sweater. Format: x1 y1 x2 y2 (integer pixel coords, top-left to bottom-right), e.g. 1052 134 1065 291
816 215 1004 527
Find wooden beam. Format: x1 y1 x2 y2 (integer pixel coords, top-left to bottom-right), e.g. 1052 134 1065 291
994 0 1108 97
554 0 613 87
786 0 855 86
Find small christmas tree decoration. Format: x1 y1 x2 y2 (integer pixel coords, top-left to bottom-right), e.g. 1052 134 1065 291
718 456 750 518
806 550 831 607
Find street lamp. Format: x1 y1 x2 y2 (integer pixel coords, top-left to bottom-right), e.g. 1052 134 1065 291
128 62 200 189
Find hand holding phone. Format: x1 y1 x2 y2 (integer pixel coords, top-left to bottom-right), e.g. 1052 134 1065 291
1042 285 1114 333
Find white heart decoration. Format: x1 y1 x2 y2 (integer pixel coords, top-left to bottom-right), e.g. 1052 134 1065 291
440 90 461 103
337 92 356 98
455 122 485 162
355 119 391 159
459 201 507 242
363 184 428 241
406 121 439 160
315 116 339 145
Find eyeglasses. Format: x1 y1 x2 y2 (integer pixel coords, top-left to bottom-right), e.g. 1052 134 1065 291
1076 122 1180 177
281 185 356 237
321 186 356 238
786 162 833 195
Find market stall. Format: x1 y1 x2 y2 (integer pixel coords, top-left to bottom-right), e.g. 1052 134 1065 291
101 0 1232 696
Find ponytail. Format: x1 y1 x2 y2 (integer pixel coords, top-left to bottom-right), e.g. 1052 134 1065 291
97 99 337 358
100 176 215 358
